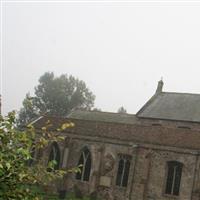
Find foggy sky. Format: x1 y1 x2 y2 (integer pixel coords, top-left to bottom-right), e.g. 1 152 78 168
2 1 200 115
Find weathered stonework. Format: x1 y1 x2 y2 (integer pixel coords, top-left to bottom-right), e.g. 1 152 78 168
33 83 200 200
34 118 200 200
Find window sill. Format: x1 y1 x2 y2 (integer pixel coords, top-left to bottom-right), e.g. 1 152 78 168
75 179 90 185
113 185 127 191
163 194 179 199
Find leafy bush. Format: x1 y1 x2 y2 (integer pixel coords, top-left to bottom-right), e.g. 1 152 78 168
0 111 76 200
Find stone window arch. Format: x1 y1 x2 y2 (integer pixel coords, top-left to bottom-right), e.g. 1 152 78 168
165 161 183 196
48 142 60 170
76 147 91 181
116 155 131 187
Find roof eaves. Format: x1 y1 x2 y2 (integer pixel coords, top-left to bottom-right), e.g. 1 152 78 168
29 116 44 126
137 115 200 124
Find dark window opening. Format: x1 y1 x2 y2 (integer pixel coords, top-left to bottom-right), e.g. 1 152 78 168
116 155 131 187
165 161 183 196
76 147 91 182
152 123 161 126
177 126 191 129
47 142 60 171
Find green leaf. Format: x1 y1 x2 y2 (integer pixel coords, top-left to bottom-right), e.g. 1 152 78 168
6 162 11 170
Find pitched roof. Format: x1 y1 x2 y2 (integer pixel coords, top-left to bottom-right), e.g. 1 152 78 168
67 110 138 124
33 115 200 150
137 92 200 122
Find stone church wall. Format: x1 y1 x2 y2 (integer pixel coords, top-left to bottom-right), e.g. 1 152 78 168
41 130 200 200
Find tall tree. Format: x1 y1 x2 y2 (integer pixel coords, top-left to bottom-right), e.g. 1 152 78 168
117 106 127 114
18 93 39 125
18 72 95 125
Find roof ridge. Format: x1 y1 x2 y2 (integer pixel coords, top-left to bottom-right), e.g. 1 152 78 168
67 116 138 125
162 91 200 96
71 109 136 116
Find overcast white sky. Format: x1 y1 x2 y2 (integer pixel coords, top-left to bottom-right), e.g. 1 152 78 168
2 1 200 115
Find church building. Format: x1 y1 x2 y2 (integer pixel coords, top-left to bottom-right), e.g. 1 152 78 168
33 80 200 200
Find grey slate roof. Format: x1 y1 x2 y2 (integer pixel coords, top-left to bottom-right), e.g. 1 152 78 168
67 110 138 124
137 92 200 122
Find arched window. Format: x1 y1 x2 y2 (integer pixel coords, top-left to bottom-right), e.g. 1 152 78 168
76 147 91 181
165 161 183 196
116 155 131 187
48 142 60 170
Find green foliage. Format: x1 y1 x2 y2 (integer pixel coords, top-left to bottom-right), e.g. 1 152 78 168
18 93 39 126
0 112 76 200
18 72 95 125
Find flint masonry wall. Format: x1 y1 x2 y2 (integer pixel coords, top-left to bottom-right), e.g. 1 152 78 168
131 148 197 200
38 117 200 200
62 136 136 200
42 135 199 200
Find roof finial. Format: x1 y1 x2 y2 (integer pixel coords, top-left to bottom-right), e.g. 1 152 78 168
156 78 164 94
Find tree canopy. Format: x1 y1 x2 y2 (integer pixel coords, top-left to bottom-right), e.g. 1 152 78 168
18 72 95 125
117 106 127 114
